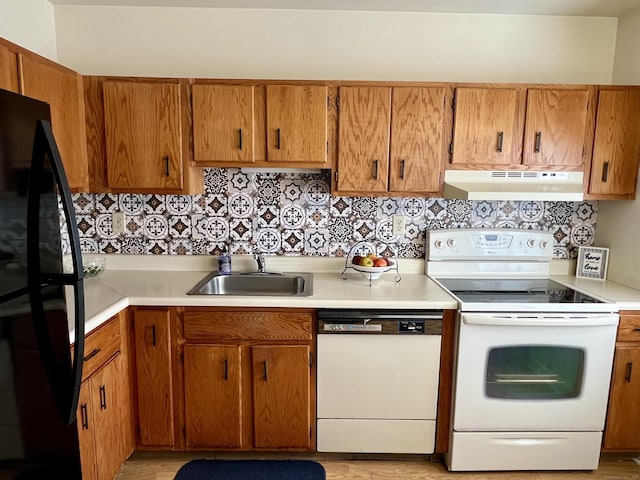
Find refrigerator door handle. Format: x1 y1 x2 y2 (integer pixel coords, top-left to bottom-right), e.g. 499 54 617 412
26 120 86 425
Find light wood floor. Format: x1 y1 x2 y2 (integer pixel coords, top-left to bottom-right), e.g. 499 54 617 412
115 451 640 480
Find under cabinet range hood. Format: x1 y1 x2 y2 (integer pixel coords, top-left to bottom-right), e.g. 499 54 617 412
443 170 584 201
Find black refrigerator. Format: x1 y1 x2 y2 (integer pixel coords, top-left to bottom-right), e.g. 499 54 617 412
0 88 85 478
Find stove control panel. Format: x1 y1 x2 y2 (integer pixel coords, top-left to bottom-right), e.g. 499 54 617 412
426 228 554 261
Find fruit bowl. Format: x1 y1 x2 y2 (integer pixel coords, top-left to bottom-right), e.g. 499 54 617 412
347 259 395 280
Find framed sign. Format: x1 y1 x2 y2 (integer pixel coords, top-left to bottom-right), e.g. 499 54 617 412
576 246 609 280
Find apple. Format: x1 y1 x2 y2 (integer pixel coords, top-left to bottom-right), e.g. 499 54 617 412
373 258 388 267
367 253 378 260
352 255 363 265
360 257 374 267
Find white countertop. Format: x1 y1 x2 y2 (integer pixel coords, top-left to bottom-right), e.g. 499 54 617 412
73 254 640 342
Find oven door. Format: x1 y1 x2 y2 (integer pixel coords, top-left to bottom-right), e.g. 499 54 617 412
453 312 618 431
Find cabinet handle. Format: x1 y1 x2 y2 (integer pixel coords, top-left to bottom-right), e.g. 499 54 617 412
602 161 610 182
223 358 228 381
276 128 281 150
373 159 379 179
80 404 89 429
238 129 243 150
83 348 100 362
164 156 170 177
625 362 633 383
497 132 504 153
263 361 268 381
99 385 107 410
400 159 405 179
534 132 542 153
149 325 157 346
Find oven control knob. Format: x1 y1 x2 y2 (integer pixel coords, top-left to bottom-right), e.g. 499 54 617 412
540 240 550 250
447 238 457 247
434 239 444 249
527 238 536 248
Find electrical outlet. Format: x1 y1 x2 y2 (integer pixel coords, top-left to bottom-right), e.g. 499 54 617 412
392 215 406 236
112 212 125 234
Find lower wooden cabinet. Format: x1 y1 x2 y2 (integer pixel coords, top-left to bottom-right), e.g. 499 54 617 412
603 311 640 450
76 314 134 480
182 308 315 451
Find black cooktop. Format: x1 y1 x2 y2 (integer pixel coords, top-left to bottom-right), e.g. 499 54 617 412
436 278 604 304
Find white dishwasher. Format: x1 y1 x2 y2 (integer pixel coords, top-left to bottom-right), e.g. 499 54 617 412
316 309 443 454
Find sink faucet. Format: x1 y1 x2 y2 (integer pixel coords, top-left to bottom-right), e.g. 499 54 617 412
254 254 266 273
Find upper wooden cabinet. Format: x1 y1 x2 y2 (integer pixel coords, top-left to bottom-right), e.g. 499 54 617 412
192 82 328 167
19 53 89 191
0 42 19 92
103 80 203 193
192 84 255 164
451 86 590 170
587 88 640 199
265 84 328 164
336 85 446 195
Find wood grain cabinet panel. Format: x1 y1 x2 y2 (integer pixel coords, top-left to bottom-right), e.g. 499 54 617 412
523 88 589 167
451 87 520 166
19 54 89 191
103 81 184 191
337 86 391 193
252 345 312 449
192 84 254 164
389 86 446 193
588 88 640 198
184 345 243 449
266 84 328 164
133 308 175 447
0 42 19 92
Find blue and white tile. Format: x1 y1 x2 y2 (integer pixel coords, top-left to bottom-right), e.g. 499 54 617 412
352 197 378 219
143 194 166 214
282 230 304 253
125 216 144 237
166 195 192 215
330 196 352 217
304 228 330 255
121 237 147 255
192 215 229 242
95 193 119 213
119 194 145 215
72 193 95 214
254 228 281 253
328 217 355 243
305 205 329 228
353 219 376 241
95 213 118 239
375 218 398 243
228 193 254 218
256 206 280 228
204 168 229 194
168 215 191 238
401 197 425 218
280 204 306 229
304 179 330 205
143 214 169 240
227 169 254 194
229 218 252 242
255 176 282 206
280 179 305 204
570 223 595 246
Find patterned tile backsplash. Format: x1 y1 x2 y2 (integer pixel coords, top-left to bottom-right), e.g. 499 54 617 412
68 168 598 259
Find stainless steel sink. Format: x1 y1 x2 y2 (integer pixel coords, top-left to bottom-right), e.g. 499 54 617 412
187 272 313 297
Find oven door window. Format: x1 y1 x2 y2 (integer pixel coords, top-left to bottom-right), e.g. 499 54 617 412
485 346 584 399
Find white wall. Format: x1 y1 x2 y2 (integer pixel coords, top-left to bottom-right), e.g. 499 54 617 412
53 6 617 83
596 5 640 290
0 0 57 60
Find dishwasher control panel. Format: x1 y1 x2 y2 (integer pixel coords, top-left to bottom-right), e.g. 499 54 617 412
398 320 425 333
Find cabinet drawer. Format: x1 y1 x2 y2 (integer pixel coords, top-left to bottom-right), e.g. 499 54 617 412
81 316 121 380
617 315 640 343
183 310 313 342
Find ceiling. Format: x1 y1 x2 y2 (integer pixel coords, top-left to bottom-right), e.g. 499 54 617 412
47 0 640 17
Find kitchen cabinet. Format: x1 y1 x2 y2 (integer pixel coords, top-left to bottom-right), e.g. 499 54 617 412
75 313 134 480
265 84 328 165
587 88 640 200
192 84 255 164
0 41 19 92
101 79 202 194
192 82 328 167
132 307 179 448
336 85 447 195
19 53 89 191
603 311 640 451
182 308 315 451
450 86 590 170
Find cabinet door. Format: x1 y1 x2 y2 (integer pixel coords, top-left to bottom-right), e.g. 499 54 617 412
77 383 97 480
589 89 640 196
20 54 89 191
337 86 391 192
92 353 133 480
523 89 589 167
252 345 311 449
266 85 328 164
0 43 19 92
133 308 175 446
603 347 640 450
389 87 445 193
104 81 183 190
184 345 242 448
192 84 254 163
451 88 520 166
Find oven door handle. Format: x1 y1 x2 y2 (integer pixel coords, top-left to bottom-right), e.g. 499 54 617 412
461 313 619 327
